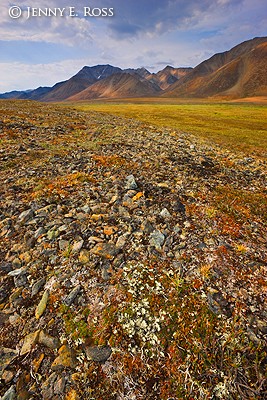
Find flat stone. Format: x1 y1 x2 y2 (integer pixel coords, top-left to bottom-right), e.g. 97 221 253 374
1 385 16 400
18 209 34 224
0 347 18 374
34 227 46 239
20 331 40 355
63 285 81 306
85 345 112 363
41 372 57 399
51 345 77 370
78 249 90 264
160 208 172 220
2 370 15 383
125 174 138 190
54 376 66 395
58 240 70 251
149 230 165 251
35 290 49 319
116 233 130 249
39 330 60 349
91 242 119 259
31 277 46 297
72 240 84 253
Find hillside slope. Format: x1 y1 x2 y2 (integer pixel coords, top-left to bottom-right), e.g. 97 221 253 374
165 37 267 98
67 72 162 100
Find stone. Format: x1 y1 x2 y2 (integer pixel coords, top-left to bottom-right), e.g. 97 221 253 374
0 347 18 374
91 242 119 259
207 288 232 318
78 249 90 264
47 229 59 241
85 345 112 363
160 208 172 220
35 290 49 319
18 209 34 224
41 372 57 399
39 330 61 349
8 267 27 277
34 227 46 239
20 331 40 355
149 230 165 251
63 285 81 306
72 240 84 253
31 277 46 297
54 376 66 395
103 226 117 236
51 345 77 370
1 385 16 400
2 370 15 383
9 287 23 303
58 240 69 251
125 174 138 190
116 233 130 249
173 200 185 214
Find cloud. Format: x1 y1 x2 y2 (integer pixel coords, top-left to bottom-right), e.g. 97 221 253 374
0 59 88 92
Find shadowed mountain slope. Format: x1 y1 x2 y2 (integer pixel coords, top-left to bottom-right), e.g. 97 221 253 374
67 72 162 100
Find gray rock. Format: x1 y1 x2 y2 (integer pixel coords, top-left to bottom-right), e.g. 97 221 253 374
18 209 34 224
34 227 46 239
160 208 172 220
149 230 165 251
14 273 28 288
58 239 69 251
116 233 130 249
0 347 18 374
31 277 46 297
1 385 16 400
42 372 57 399
54 375 66 395
8 267 27 277
39 330 61 349
85 345 112 363
72 240 84 253
125 174 138 190
63 285 81 306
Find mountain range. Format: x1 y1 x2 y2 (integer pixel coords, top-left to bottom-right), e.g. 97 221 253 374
1 36 266 101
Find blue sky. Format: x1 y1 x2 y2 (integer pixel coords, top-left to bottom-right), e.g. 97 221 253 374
0 0 266 92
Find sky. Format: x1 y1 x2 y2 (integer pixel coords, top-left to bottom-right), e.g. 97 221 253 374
0 0 266 92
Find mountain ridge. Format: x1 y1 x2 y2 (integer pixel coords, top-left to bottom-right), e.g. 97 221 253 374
1 36 266 101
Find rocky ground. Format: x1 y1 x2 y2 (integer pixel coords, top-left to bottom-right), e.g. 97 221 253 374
0 100 266 399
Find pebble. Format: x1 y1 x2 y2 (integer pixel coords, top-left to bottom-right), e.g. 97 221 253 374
149 230 165 250
31 277 46 297
18 209 34 224
125 174 138 190
1 385 16 400
51 345 77 370
160 208 172 220
20 331 40 355
35 290 49 319
63 285 81 306
39 330 61 349
91 242 119 259
85 345 112 362
0 347 18 374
